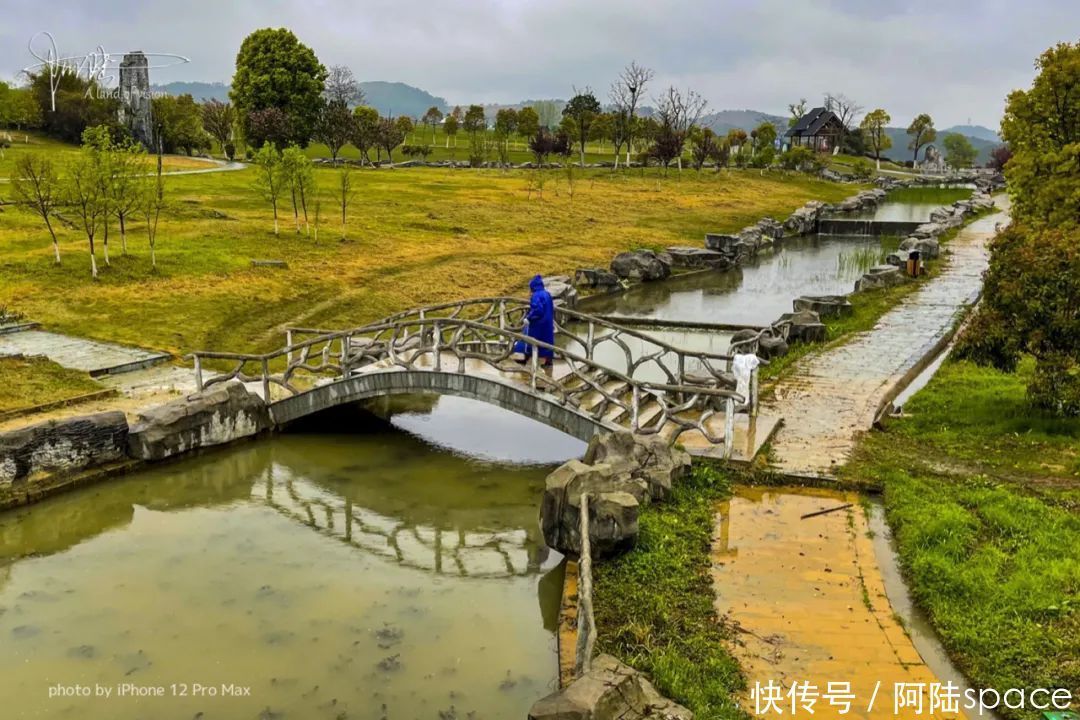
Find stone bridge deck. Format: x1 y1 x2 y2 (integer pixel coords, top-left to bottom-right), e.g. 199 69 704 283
763 201 1006 477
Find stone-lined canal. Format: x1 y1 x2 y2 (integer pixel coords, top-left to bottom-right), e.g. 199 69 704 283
0 398 583 719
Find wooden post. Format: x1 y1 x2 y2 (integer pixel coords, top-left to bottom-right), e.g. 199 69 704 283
340 336 350 378
530 344 539 392
194 355 203 391
573 492 595 678
724 397 735 459
261 359 271 402
286 330 293 365
630 386 640 430
433 320 441 372
750 367 759 417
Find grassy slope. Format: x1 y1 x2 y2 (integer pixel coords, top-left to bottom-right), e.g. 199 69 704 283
839 358 1080 719
593 465 747 720
0 160 857 356
0 132 215 178
0 356 103 413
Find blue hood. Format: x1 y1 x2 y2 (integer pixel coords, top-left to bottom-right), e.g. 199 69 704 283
529 275 545 292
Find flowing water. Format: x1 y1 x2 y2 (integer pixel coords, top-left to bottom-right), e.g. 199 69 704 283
582 234 892 327
0 398 584 719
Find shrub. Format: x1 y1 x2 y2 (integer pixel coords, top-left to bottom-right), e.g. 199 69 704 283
851 158 874 180
224 141 236 161
779 145 813 171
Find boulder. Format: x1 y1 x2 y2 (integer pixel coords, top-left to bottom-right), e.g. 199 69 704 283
610 250 671 282
127 382 272 461
793 295 853 318
0 411 128 486
529 654 693 720
854 265 906 292
728 328 761 353
911 222 946 239
575 268 620 289
665 247 732 270
783 202 824 236
899 236 940 260
546 278 579 308
758 334 789 359
755 217 785 241
584 431 691 501
704 233 741 254
776 309 827 344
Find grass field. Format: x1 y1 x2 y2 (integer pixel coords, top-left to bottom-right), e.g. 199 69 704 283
839 358 1080 719
0 132 217 178
0 158 859 358
0 355 103 414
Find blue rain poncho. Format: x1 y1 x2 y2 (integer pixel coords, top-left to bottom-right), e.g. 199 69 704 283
513 275 555 360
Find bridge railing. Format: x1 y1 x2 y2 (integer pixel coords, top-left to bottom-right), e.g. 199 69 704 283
287 296 743 398
190 316 747 452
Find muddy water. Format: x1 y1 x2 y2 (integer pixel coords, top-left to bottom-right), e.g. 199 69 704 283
0 400 580 719
582 234 890 327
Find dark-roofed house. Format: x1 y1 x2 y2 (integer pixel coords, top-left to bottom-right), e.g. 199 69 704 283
786 107 845 152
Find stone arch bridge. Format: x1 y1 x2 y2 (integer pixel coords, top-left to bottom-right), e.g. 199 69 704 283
190 298 778 459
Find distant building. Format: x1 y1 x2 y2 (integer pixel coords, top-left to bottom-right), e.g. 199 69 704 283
785 107 845 153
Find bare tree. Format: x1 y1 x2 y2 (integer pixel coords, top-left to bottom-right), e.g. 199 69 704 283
324 65 365 107
11 154 63 265
337 165 355 240
654 86 708 171
823 92 863 154
140 153 166 270
609 61 654 166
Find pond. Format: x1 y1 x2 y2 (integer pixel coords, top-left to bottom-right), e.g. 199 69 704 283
0 397 584 719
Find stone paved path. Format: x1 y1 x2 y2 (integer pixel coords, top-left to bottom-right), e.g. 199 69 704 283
764 200 1008 477
0 330 170 376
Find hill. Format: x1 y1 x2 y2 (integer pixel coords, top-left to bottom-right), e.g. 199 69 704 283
881 127 999 165
702 109 787 134
940 124 1000 143
153 80 448 117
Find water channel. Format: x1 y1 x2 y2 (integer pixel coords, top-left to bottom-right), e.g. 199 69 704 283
0 399 584 719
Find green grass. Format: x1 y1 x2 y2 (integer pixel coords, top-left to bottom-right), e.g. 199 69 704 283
839 358 1080 719
0 131 216 179
0 154 860 363
593 464 747 720
885 186 974 204
0 356 104 413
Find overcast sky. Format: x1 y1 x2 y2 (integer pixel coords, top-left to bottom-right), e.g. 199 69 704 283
3 0 1076 129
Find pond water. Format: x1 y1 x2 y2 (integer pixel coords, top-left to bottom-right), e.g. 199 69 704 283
825 201 944 222
582 234 891 327
0 398 583 719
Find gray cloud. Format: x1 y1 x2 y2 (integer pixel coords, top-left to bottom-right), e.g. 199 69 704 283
2 0 1077 128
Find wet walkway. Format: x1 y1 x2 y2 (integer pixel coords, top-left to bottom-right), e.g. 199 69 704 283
712 488 959 719
764 199 1008 477
0 330 170 376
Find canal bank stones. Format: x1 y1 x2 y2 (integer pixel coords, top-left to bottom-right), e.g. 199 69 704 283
544 275 579 308
854 265 906 292
783 200 827 236
574 268 620 290
529 654 692 720
610 249 672 282
777 309 827 343
0 411 128 488
540 432 690 558
127 382 271 461
794 295 853 319
665 247 732 270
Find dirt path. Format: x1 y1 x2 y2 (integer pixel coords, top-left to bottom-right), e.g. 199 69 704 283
764 199 1009 477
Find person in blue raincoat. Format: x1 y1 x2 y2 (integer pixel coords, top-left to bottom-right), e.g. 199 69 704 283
513 275 555 366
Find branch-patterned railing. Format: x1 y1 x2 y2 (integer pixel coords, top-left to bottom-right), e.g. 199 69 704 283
189 298 756 453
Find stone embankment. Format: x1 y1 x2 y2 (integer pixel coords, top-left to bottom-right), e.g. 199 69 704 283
0 382 270 508
534 431 694 718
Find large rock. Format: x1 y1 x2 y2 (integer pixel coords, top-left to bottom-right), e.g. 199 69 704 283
529 654 693 720
575 268 620 289
755 217 785 242
0 411 128 486
776 309 826 343
758 334 789 359
610 250 671 282
793 295 853 318
541 432 690 557
665 247 732 270
899 235 940 259
854 265 906 292
783 201 825 236
546 277 579 308
704 233 741 254
127 382 271 461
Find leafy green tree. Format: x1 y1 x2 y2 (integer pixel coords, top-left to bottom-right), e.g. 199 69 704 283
11 153 63 264
493 108 518 166
860 108 892 168
252 143 284 235
395 116 414 145
378 116 406 163
906 113 936 164
688 127 718 170
281 145 315 233
443 113 459 150
589 112 614 152
1000 41 1080 228
562 90 601 165
314 100 355 161
941 133 977 168
231 28 327 146
151 94 209 155
463 105 486 136
201 99 235 158
351 106 380 164
752 121 777 155
29 69 118 143
516 107 540 141
421 106 443 144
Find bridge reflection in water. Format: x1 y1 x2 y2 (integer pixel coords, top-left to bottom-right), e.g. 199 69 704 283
0 403 572 719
